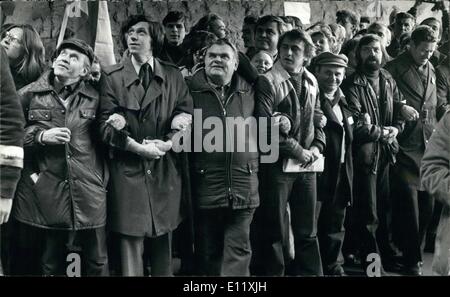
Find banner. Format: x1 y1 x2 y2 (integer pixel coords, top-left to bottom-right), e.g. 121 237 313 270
57 0 115 66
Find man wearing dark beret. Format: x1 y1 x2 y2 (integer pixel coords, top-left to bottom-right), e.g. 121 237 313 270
312 52 353 276
12 38 109 276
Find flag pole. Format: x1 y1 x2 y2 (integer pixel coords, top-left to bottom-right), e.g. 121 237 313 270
57 5 69 48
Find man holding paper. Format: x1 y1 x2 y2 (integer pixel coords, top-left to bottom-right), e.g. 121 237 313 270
255 29 326 276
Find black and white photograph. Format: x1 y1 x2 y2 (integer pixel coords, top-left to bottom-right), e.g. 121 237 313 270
0 0 449 289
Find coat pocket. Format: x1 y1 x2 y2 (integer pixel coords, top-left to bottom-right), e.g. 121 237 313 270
232 159 259 203
28 109 52 121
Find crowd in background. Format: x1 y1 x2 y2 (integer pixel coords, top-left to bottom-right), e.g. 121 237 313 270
0 0 449 277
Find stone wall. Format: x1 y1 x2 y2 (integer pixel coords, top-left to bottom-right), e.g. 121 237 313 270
1 0 447 61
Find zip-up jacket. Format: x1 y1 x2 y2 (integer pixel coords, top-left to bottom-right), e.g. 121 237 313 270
186 70 259 210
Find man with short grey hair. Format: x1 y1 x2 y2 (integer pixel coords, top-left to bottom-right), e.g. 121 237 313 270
186 39 260 276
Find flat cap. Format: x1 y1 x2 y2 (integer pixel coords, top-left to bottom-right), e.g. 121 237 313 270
57 38 95 64
313 51 348 68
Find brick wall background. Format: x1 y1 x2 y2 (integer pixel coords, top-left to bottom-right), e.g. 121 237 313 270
1 0 447 62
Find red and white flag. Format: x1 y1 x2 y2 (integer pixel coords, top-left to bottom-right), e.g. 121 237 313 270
57 0 116 66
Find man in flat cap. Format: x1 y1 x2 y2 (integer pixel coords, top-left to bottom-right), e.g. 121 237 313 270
312 52 353 276
12 38 109 276
341 34 408 275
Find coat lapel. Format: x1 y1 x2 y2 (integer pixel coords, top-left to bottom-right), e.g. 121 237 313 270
122 57 143 111
404 65 425 98
424 63 436 103
140 59 165 110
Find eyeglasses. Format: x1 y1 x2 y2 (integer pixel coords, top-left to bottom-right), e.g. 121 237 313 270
3 31 22 46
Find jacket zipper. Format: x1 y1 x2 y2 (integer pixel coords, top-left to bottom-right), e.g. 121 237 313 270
55 91 77 229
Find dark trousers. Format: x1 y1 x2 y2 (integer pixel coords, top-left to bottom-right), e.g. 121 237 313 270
353 162 396 269
317 197 347 274
257 170 323 276
119 232 172 276
41 227 108 276
7 220 44 275
195 208 255 276
391 166 434 266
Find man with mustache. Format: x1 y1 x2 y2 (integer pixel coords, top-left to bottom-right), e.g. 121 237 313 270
99 15 193 276
159 11 188 67
255 29 325 276
341 34 407 275
185 39 259 276
12 39 109 276
386 25 447 275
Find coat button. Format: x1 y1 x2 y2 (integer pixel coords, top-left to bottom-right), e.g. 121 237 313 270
64 180 69 184
61 110 65 114
147 169 152 175
67 155 71 159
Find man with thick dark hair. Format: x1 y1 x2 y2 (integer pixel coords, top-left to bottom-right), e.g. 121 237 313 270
159 11 188 67
336 10 359 41
255 29 325 276
252 15 285 60
99 15 193 276
387 12 415 58
386 25 446 275
342 34 408 275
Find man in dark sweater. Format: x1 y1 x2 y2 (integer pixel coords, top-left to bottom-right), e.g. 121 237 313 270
158 11 188 67
0 46 25 275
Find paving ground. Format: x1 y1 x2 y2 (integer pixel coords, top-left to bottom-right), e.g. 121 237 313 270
343 252 434 277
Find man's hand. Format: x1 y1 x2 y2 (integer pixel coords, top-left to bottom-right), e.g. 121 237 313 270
297 149 314 165
138 142 167 160
310 146 321 161
314 114 327 128
381 126 399 143
274 114 291 134
401 105 420 121
0 198 13 224
106 113 126 131
41 127 71 145
143 139 173 152
171 113 192 131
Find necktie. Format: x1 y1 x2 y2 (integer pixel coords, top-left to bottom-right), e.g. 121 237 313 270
139 63 152 90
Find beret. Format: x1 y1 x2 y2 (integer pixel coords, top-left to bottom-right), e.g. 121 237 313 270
313 51 348 68
57 39 95 64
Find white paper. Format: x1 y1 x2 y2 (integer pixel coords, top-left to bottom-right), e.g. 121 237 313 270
284 2 311 25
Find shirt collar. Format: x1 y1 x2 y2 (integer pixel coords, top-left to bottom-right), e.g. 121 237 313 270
52 75 80 95
324 88 345 107
131 55 154 75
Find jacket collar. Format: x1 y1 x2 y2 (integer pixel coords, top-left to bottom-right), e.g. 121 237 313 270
188 69 251 94
270 61 316 86
123 55 166 88
28 70 98 100
351 68 391 86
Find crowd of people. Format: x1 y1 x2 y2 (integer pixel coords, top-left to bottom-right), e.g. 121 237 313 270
0 1 449 277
